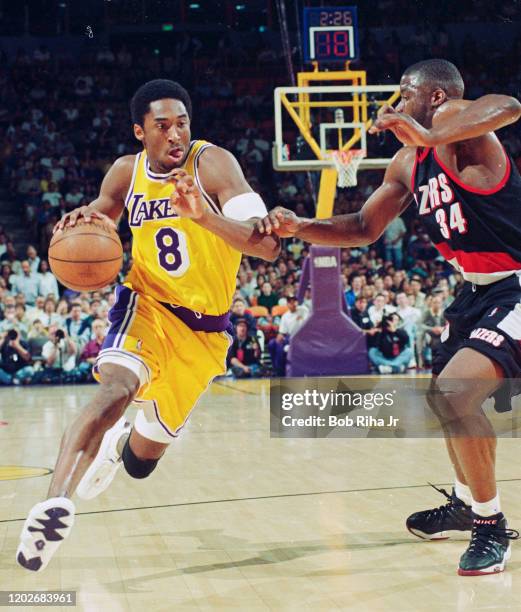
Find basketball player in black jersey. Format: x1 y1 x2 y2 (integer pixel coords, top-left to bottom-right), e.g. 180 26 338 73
259 59 521 576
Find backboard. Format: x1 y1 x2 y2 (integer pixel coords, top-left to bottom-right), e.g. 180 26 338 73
273 83 400 173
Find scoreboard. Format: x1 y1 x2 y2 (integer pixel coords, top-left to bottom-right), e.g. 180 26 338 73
303 6 359 63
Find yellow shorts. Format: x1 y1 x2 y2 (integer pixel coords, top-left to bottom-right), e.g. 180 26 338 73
94 285 232 443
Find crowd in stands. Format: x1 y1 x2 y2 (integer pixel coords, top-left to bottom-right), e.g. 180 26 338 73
0 231 457 382
0 16 520 383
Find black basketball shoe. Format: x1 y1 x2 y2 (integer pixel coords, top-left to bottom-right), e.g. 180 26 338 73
406 484 473 540
458 513 519 576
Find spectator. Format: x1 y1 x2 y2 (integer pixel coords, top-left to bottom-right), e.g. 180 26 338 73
49 157 65 184
37 260 60 299
383 216 407 268
77 318 107 379
368 293 395 327
41 181 62 210
0 328 34 385
56 298 70 318
27 295 46 323
26 319 49 362
345 275 363 309
395 290 422 348
230 297 257 336
41 296 63 329
0 296 17 333
9 260 40 306
227 319 262 378
369 313 413 374
408 232 438 262
14 303 30 339
17 169 40 206
64 184 84 211
257 282 279 311
86 298 102 323
350 295 380 347
1 264 12 291
268 296 309 376
302 286 312 310
409 276 427 309
64 301 91 350
14 293 27 308
418 294 446 367
236 270 256 301
26 245 40 274
35 325 77 383
435 282 455 309
0 241 22 275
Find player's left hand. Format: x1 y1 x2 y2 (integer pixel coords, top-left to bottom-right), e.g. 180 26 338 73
368 105 432 146
169 169 208 220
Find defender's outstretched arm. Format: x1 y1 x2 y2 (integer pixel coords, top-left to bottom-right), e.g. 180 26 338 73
257 147 414 248
370 96 521 147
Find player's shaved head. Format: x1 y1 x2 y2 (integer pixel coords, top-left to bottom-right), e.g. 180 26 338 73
403 59 464 98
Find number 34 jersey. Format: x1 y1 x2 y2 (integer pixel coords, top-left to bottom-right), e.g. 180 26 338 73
411 145 521 285
123 140 241 315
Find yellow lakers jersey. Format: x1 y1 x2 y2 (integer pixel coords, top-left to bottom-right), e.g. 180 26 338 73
124 140 242 315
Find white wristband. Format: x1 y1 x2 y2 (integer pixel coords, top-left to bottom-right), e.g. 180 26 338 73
221 192 268 221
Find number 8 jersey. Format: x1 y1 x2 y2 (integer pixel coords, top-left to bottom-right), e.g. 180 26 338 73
123 140 242 315
411 145 521 285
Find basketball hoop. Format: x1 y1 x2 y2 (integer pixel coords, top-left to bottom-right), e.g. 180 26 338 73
330 149 366 188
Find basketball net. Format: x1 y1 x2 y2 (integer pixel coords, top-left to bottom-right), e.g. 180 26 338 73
330 149 366 188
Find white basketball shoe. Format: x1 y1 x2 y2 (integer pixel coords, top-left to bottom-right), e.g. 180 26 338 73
17 497 75 572
76 416 131 500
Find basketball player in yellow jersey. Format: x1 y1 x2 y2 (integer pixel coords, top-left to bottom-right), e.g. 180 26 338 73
17 79 280 572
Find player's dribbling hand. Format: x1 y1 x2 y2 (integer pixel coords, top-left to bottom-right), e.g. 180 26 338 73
256 206 300 238
169 169 207 220
54 207 117 233
368 104 431 146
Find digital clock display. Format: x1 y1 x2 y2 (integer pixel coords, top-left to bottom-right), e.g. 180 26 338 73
303 6 359 63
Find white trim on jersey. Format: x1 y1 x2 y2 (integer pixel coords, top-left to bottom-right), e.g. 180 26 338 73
133 399 176 443
143 141 197 182
94 348 151 389
497 273 521 339
124 152 141 208
460 270 519 285
114 291 139 348
193 143 222 215
446 257 519 285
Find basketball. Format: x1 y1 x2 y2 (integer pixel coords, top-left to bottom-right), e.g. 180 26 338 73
48 218 123 291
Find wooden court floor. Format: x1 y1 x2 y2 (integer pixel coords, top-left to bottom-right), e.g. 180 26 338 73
0 379 520 611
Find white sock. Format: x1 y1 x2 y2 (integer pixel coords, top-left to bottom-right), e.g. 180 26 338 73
472 493 501 517
454 478 472 506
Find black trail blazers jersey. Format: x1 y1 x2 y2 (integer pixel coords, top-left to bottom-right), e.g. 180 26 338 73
411 145 521 285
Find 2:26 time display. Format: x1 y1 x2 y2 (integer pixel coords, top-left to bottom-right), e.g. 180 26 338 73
319 10 353 26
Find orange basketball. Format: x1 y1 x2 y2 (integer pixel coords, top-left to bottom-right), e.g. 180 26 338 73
48 218 123 291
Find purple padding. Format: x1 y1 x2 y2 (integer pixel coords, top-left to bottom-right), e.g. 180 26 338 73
287 246 369 376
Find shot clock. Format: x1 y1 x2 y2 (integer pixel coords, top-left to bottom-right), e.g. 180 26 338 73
303 6 359 63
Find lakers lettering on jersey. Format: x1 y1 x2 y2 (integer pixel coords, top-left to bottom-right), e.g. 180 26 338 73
124 139 242 315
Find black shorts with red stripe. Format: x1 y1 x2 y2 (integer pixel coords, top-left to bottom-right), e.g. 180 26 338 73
432 272 521 378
